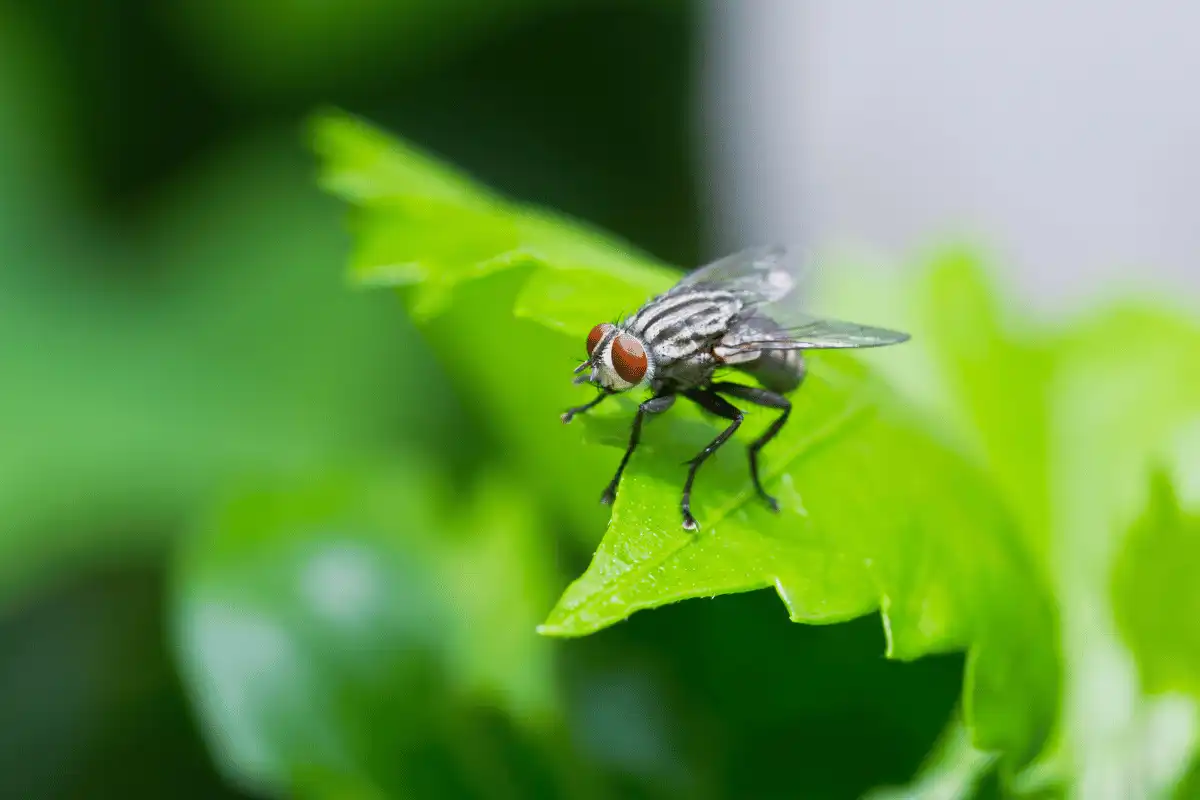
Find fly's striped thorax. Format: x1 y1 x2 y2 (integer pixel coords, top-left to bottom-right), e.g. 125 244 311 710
628 287 746 365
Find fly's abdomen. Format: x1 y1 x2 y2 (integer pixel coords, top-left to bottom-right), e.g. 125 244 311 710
739 348 806 394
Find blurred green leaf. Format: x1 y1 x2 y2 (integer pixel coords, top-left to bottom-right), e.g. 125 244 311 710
1174 761 1200 800
813 248 1055 561
0 131 457 606
311 109 1060 766
821 251 1200 796
443 472 561 723
918 253 1055 562
1112 472 1200 699
173 463 567 798
1042 302 1200 797
863 714 998 800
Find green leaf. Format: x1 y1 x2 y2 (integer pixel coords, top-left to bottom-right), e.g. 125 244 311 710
311 109 1060 767
814 247 1056 560
823 250 1200 795
1112 472 1200 699
312 111 504 208
0 130 460 606
541 353 1056 763
863 714 999 800
441 472 561 723
172 463 565 798
311 109 671 297
1102 470 1200 800
1041 303 1200 796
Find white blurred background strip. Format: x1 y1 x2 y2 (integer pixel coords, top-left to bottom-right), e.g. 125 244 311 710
701 0 1200 312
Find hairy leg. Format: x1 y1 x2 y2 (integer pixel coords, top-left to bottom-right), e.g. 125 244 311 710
680 389 744 530
711 381 792 512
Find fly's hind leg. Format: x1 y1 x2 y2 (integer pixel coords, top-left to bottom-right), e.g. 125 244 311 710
680 390 744 530
710 381 793 512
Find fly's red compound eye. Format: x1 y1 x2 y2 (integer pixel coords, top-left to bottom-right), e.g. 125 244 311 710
586 323 613 356
611 334 647 383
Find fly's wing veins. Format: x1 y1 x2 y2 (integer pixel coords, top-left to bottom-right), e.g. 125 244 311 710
657 245 910 353
721 315 910 352
669 244 802 303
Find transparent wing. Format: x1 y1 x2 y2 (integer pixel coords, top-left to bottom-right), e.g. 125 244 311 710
677 245 910 351
669 244 803 303
720 313 910 352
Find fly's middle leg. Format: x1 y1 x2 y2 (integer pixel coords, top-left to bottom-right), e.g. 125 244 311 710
601 394 676 506
711 381 792 512
680 389 744 530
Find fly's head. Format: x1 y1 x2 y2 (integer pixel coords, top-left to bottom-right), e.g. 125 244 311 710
574 322 653 392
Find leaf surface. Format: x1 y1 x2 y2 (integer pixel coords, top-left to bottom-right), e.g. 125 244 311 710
823 249 1200 795
311 110 1063 766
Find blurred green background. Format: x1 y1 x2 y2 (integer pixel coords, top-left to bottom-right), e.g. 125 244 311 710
4 1 1197 798
0 1 966 797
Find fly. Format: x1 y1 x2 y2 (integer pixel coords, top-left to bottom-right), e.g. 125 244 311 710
561 245 911 530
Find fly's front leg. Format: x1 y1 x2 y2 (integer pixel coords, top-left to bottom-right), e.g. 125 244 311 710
711 381 792 512
680 390 744 530
561 391 610 424
601 394 676 505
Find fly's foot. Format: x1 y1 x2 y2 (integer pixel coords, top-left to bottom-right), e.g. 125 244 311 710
600 484 618 505
749 464 780 512
561 410 575 424
681 491 700 527
681 497 699 530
